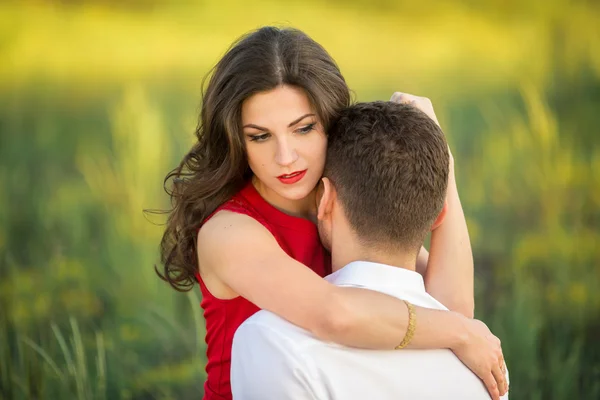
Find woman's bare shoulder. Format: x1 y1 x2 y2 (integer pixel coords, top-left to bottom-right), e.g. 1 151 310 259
197 210 279 263
199 209 268 239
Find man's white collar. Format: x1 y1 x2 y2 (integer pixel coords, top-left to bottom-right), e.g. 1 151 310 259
325 260 425 293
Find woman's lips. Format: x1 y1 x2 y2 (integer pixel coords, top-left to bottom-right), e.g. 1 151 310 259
277 170 307 185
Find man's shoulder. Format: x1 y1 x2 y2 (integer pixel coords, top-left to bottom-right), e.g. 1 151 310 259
234 310 316 346
243 309 295 327
231 312 329 399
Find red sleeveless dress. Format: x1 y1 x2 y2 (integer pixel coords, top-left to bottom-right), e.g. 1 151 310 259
195 181 331 400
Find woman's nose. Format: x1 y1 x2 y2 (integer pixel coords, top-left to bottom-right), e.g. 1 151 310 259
275 139 299 166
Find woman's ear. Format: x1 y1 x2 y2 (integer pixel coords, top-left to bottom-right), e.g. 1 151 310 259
431 200 448 231
317 177 335 221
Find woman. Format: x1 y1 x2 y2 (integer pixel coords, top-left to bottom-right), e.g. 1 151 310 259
158 27 507 400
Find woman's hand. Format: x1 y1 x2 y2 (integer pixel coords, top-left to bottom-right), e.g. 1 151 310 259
451 317 509 400
390 91 440 125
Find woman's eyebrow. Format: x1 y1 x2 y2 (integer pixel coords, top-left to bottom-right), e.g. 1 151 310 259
287 113 315 127
242 113 316 131
242 123 268 131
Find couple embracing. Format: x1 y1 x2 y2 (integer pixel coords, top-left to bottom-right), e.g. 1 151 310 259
157 26 509 400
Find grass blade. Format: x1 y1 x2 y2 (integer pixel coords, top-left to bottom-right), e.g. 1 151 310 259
95 331 106 400
20 336 65 382
51 322 76 379
69 317 88 400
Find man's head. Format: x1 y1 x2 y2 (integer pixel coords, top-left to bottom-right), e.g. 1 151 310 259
317 101 449 268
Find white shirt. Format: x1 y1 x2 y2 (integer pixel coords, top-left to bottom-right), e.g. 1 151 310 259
231 261 508 400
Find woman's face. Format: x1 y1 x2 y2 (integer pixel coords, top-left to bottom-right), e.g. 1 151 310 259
241 85 327 208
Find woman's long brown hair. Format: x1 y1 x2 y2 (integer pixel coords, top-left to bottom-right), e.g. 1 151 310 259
157 27 351 291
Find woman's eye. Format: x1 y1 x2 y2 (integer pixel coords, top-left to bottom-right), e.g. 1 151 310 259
297 123 316 134
249 133 270 142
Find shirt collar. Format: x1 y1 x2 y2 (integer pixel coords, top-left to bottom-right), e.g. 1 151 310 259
325 260 425 293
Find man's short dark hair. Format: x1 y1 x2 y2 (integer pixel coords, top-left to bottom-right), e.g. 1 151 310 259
325 101 449 253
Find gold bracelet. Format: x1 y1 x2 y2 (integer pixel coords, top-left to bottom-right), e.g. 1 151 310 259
395 300 416 350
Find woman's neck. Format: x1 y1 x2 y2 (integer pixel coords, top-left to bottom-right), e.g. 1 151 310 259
252 177 317 222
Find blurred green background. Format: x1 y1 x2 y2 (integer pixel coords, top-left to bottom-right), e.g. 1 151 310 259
1 0 599 399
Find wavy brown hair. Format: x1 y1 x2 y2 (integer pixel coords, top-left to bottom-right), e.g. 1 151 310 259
157 27 351 291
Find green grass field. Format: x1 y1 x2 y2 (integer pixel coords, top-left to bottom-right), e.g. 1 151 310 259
1 1 599 398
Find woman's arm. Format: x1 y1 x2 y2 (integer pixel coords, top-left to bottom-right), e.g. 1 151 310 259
390 92 474 318
198 211 504 399
425 160 475 318
414 166 474 318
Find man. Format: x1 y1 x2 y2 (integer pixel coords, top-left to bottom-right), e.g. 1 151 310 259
230 101 508 399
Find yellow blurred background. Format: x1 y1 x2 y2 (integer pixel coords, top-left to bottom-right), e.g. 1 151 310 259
1 0 599 399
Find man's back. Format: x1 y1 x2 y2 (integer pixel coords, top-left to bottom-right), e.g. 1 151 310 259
231 262 501 400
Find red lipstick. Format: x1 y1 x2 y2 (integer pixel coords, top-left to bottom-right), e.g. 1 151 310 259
277 170 307 185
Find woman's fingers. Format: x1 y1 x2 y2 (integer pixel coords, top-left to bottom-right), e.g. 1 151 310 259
389 92 440 126
491 361 507 397
482 373 500 400
499 359 509 396
390 92 416 105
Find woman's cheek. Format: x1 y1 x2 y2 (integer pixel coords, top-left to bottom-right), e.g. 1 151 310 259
314 135 328 166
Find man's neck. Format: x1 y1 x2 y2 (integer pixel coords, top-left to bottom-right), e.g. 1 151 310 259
331 241 418 273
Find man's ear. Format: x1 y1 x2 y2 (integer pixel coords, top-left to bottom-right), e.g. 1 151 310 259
431 200 448 231
317 177 336 221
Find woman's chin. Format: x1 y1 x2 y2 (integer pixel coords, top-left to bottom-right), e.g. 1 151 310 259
274 177 320 201
256 175 319 203
277 185 314 201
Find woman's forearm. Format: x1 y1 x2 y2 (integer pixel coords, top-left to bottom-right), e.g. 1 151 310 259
318 286 467 350
425 167 475 317
317 285 505 399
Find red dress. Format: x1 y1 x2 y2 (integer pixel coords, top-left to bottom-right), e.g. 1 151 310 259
195 181 331 400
